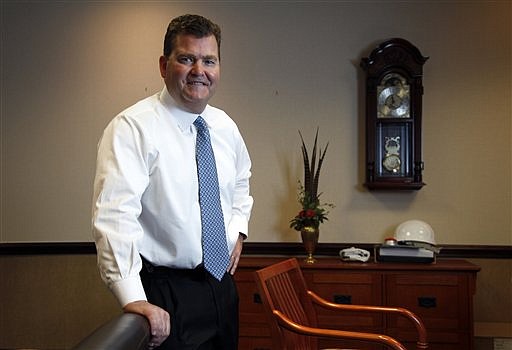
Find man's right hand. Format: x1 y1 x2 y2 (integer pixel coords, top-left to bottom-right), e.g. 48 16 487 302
123 300 170 349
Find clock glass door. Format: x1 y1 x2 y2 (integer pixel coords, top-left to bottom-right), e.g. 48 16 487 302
376 122 412 177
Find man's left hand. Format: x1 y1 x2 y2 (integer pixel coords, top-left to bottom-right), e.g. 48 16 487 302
228 233 244 275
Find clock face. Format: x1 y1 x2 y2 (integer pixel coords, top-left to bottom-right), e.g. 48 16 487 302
377 73 410 118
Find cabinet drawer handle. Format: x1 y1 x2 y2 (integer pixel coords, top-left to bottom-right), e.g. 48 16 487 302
334 294 352 304
418 296 436 308
253 293 262 304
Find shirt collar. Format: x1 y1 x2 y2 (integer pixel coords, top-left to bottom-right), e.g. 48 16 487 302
159 86 212 132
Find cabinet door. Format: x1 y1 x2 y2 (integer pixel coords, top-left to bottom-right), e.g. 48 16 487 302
306 270 385 350
386 273 469 330
238 336 273 350
386 272 471 350
305 270 384 330
234 269 272 349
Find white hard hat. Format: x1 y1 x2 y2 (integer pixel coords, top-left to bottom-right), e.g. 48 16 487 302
395 220 436 246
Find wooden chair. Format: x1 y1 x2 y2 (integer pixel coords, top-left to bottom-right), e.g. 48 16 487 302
253 258 428 350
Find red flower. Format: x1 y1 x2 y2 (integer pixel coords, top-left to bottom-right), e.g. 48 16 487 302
305 209 316 218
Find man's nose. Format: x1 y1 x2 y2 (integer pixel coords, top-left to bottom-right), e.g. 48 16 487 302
190 61 204 75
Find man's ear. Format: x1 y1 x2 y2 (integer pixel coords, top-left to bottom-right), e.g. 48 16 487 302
158 56 168 79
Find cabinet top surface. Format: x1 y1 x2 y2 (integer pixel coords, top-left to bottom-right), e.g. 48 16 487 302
238 255 480 272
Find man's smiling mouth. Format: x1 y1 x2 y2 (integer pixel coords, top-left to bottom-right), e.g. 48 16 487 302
188 81 209 86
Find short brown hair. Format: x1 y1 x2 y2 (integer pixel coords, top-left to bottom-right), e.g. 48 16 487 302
163 14 221 58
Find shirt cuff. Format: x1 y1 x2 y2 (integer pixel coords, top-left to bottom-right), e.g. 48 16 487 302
110 275 147 307
229 214 249 238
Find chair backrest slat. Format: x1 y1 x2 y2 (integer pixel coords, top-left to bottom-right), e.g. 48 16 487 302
254 258 318 349
268 273 307 323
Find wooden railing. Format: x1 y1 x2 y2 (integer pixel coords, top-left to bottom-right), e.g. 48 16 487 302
72 313 149 350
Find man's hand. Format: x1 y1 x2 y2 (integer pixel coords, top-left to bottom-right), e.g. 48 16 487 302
228 233 245 275
123 300 170 349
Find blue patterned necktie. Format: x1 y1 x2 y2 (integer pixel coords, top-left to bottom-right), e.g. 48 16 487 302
194 116 230 281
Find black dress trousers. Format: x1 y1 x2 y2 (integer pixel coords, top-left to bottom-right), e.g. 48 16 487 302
140 258 239 350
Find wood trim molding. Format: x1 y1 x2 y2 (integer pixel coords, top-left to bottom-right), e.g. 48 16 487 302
0 242 97 255
0 242 510 259
242 242 512 259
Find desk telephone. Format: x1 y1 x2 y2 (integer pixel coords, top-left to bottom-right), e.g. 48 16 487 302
339 247 371 262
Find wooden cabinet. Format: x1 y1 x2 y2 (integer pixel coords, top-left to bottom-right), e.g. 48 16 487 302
235 256 479 350
236 268 273 350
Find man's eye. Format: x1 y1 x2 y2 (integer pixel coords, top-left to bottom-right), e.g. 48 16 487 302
204 59 217 66
178 56 194 64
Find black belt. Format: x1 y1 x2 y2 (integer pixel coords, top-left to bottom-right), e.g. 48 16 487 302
140 255 210 280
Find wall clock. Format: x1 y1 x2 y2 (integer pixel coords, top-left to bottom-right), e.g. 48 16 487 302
360 38 428 190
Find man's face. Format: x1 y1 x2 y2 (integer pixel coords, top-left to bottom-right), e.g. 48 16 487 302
159 34 220 114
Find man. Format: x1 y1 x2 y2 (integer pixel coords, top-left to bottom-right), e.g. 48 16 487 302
92 14 253 350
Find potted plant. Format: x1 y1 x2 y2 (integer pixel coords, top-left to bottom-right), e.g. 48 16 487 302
289 129 333 263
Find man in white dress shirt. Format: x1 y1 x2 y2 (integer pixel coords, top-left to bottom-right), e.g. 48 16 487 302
92 14 253 349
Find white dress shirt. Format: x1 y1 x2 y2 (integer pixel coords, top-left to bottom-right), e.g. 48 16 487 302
92 86 253 307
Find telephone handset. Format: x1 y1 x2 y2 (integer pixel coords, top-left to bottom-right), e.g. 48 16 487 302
339 247 371 262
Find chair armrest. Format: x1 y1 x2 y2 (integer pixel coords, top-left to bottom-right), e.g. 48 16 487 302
272 309 407 350
307 290 428 349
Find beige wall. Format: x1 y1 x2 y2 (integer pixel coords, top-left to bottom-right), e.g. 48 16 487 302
0 255 120 349
1 1 510 245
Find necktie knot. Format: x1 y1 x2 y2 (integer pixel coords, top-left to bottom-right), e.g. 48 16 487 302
194 116 208 131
